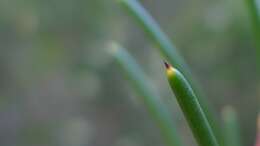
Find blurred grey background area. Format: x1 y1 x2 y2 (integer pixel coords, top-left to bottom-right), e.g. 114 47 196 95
0 0 259 146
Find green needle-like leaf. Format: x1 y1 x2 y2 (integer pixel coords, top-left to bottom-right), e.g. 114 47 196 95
117 0 223 144
111 43 183 146
164 62 219 146
222 106 243 146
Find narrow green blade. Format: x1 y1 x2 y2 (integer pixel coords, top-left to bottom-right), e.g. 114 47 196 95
117 0 223 144
165 63 219 146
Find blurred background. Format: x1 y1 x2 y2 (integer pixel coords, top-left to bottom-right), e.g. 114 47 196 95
0 0 259 146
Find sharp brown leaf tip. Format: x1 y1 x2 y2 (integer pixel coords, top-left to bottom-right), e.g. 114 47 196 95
164 61 170 69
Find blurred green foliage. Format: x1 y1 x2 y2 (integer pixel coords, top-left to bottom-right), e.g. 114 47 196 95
0 0 258 146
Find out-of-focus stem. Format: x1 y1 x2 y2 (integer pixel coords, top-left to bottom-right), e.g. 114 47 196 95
111 43 183 146
245 0 260 71
222 106 243 146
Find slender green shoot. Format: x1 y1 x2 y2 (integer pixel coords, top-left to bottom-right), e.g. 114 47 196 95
245 0 260 70
221 106 243 146
164 62 219 146
110 43 183 146
117 0 223 144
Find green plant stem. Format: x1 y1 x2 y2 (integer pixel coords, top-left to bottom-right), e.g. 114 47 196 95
222 106 243 146
111 43 183 146
118 0 223 145
165 63 219 146
245 0 260 70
